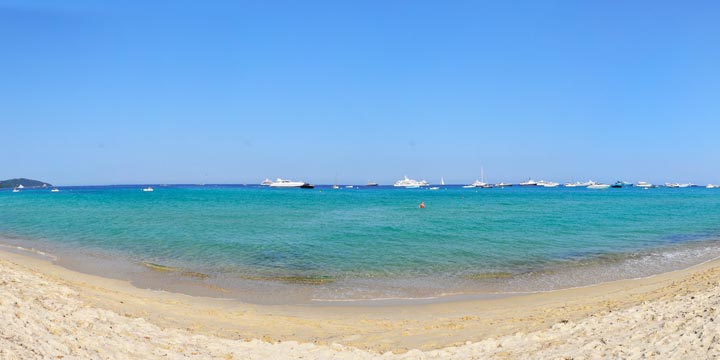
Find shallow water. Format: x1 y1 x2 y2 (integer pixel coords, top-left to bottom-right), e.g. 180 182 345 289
2 185 720 304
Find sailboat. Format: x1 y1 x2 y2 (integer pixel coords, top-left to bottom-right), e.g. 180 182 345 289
441 177 445 186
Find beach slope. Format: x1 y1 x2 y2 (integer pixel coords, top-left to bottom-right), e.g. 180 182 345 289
1 250 720 359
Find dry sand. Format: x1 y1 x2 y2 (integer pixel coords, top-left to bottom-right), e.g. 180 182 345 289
1 249 719 359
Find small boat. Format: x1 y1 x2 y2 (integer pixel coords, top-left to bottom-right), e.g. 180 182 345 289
610 181 626 188
366 182 379 187
50 188 60 192
636 181 654 188
17 184 25 189
440 177 445 186
665 183 680 188
519 179 538 186
332 185 340 189
706 184 716 189
462 185 475 189
429 187 440 190
12 187 20 193
142 187 154 192
260 178 272 186
496 182 512 187
587 184 610 189
300 183 315 189
345 185 353 189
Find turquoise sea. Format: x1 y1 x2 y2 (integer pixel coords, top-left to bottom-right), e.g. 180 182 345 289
2 185 720 304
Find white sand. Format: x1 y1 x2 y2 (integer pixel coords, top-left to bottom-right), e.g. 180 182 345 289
1 252 720 359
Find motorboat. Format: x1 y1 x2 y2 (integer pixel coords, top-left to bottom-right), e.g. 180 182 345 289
345 185 353 189
366 182 379 187
538 181 559 188
142 187 154 192
269 178 310 188
678 183 692 188
707 184 717 189
564 181 595 188
260 178 273 186
12 187 20 193
429 187 440 190
496 182 512 187
393 176 428 188
587 183 610 190
636 181 654 188
332 185 340 189
50 188 60 192
611 181 630 188
519 179 538 186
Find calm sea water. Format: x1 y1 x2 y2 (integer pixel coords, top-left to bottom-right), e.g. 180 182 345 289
2 185 720 304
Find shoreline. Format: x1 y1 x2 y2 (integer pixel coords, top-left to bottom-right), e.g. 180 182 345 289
4 235 720 307
2 247 720 356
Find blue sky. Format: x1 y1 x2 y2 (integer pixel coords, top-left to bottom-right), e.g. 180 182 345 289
1 1 719 185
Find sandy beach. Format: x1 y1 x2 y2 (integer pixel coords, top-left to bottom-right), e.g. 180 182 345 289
1 249 719 359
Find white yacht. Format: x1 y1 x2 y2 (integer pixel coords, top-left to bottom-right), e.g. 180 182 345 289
465 168 490 188
269 178 308 188
393 176 428 188
564 181 593 187
17 184 25 189
464 179 487 188
260 178 273 186
636 181 653 188
540 181 560 188
142 187 154 192
707 184 717 189
519 178 538 186
50 188 60 192
332 185 340 189
496 182 512 187
587 183 610 189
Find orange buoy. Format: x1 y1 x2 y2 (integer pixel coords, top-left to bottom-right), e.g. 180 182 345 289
419 201 425 209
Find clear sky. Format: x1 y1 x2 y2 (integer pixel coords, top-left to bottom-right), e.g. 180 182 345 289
1 1 719 185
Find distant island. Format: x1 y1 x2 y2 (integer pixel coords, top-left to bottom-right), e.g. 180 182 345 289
0 178 53 189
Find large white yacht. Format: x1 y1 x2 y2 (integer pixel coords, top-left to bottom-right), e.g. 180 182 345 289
393 176 429 188
269 178 310 188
